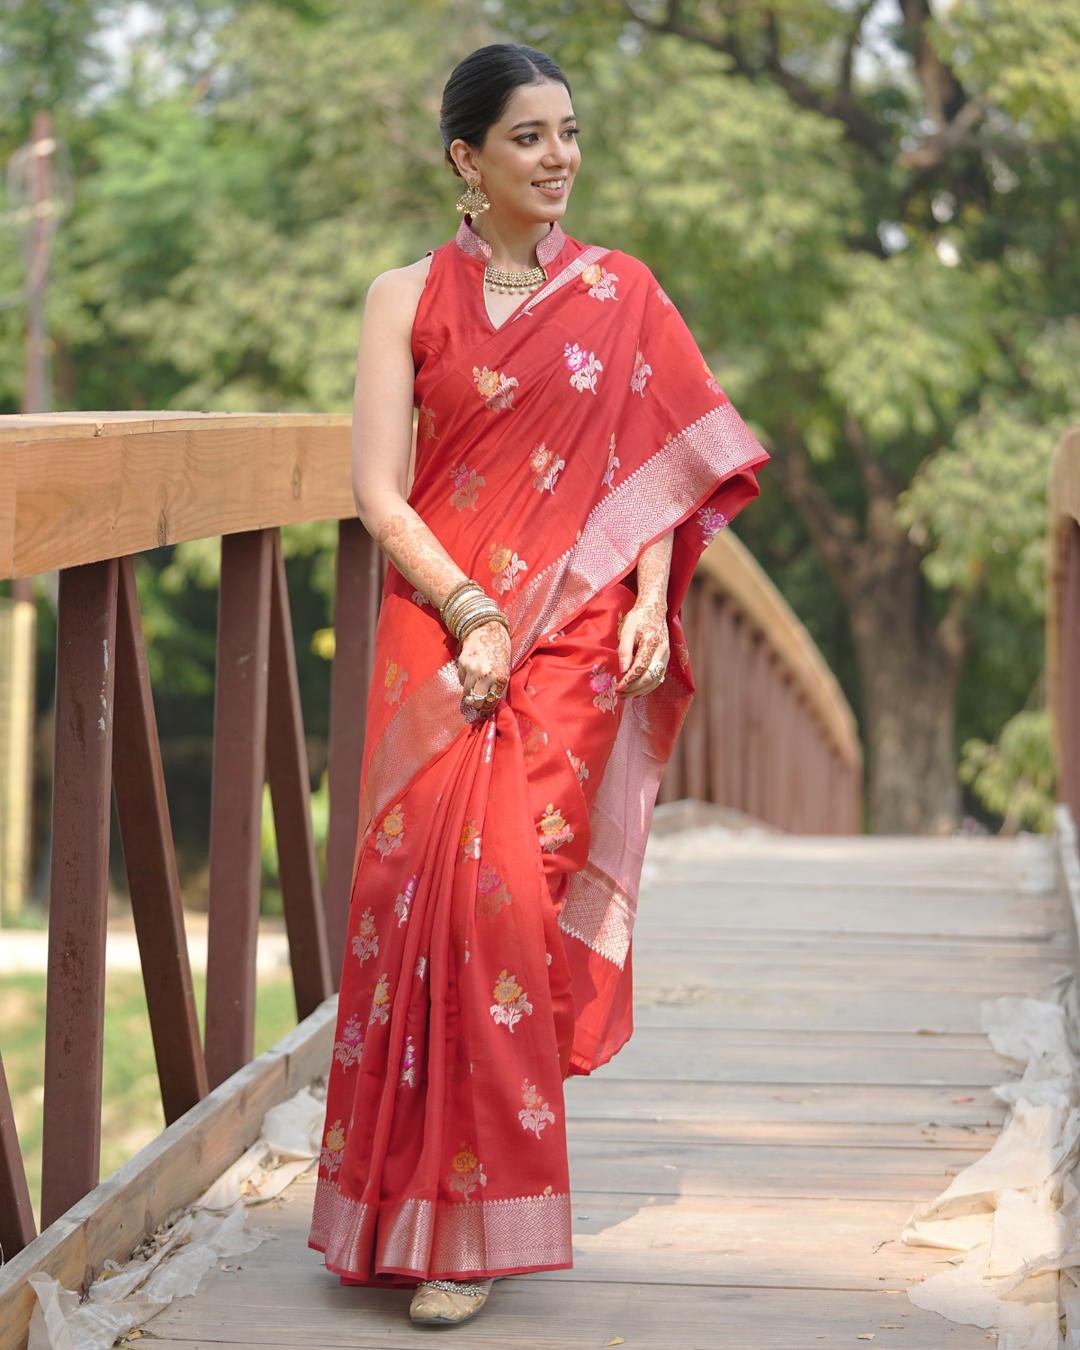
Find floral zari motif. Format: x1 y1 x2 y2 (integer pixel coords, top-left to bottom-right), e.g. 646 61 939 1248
375 804 404 860
590 664 618 714
473 365 518 411
582 261 618 302
566 750 589 785
459 816 482 863
399 1036 418 1089
602 434 619 488
449 461 485 511
517 713 548 758
418 403 439 440
321 1119 345 1177
518 1081 556 1138
351 908 379 964
697 505 729 543
394 876 417 927
702 360 723 396
476 863 512 921
530 442 564 494
631 347 652 397
489 543 527 595
383 658 408 706
369 973 391 1026
490 970 533 1032
333 1014 364 1070
539 804 574 854
565 343 603 394
447 1142 487 1198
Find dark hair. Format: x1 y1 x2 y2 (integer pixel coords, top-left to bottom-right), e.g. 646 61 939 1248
439 44 571 176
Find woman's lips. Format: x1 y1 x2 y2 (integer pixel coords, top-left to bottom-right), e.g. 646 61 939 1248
533 178 567 199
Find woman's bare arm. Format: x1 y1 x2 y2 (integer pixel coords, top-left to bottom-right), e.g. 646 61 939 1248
352 262 510 700
616 532 673 697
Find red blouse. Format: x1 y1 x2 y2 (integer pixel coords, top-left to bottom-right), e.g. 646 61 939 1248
412 219 585 406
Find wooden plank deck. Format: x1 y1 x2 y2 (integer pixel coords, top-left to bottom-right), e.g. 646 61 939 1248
143 833 1065 1349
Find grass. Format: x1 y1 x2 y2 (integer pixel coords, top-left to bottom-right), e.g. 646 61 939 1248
0 972 300 1233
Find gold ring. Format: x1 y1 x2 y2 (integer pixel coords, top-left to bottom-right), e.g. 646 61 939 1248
484 690 498 704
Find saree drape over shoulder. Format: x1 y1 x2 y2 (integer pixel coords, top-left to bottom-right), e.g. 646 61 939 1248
310 220 768 1285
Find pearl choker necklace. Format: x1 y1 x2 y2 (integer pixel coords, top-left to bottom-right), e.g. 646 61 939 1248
485 263 547 295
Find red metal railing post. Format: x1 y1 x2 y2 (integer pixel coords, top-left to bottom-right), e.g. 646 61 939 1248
41 559 118 1227
325 518 380 986
205 530 273 1090
112 556 209 1123
266 532 333 1020
0 1049 35 1258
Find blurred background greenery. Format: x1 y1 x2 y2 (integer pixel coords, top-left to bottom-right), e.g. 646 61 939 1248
2 0 1076 866
0 969 298 1228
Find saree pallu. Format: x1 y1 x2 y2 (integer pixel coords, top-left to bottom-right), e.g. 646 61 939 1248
310 222 768 1285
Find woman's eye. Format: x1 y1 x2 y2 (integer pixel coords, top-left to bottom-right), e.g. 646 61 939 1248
517 133 539 145
563 127 579 139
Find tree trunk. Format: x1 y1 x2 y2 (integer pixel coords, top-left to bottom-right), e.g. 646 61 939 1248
846 540 963 834
776 422 965 834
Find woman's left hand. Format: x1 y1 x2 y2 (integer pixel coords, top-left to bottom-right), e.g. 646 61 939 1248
616 594 670 699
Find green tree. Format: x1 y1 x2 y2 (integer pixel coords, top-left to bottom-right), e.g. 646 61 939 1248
509 0 1077 831
5 0 1074 835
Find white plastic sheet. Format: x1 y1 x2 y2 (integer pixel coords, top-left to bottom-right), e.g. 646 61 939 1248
28 1081 326 1350
904 996 1080 1349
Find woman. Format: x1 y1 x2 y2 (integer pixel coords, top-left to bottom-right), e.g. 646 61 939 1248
310 43 767 1325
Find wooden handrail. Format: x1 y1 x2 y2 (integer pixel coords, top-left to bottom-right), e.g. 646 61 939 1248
659 529 863 833
0 412 352 578
697 531 860 772
1046 425 1080 814
0 411 864 1293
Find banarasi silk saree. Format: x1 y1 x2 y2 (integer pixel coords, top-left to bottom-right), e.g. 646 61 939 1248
310 219 768 1286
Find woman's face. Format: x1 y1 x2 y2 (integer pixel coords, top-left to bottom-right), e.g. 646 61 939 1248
452 79 581 226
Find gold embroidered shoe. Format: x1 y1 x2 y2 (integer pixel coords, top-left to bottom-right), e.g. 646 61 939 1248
409 1278 493 1324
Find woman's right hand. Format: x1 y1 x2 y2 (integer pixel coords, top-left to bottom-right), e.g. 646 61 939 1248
458 621 511 711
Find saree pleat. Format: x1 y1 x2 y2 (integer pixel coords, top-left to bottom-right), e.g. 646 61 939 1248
313 591 628 1283
311 220 769 1284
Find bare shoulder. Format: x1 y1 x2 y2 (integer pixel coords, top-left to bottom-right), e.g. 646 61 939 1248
364 256 433 337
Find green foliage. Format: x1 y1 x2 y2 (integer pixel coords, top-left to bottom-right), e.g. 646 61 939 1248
897 402 1054 613
3 0 1078 830
0 970 297 1228
260 774 329 914
938 0 1080 136
959 709 1056 834
810 250 997 445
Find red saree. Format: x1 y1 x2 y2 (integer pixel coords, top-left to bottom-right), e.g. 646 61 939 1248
310 220 768 1285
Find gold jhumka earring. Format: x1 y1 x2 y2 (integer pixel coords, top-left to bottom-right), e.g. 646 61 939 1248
456 178 490 215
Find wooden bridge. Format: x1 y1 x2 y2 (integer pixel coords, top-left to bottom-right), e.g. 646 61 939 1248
0 413 1075 1349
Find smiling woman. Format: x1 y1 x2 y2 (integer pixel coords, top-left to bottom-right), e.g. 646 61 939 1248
308 43 769 1327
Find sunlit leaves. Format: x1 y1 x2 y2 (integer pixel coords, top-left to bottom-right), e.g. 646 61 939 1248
960 710 1055 834
935 0 1080 139
898 400 1055 612
811 250 996 443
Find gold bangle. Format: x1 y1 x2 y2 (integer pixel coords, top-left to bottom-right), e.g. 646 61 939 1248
457 610 509 643
441 579 478 616
441 582 485 638
446 596 492 640
442 577 486 623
